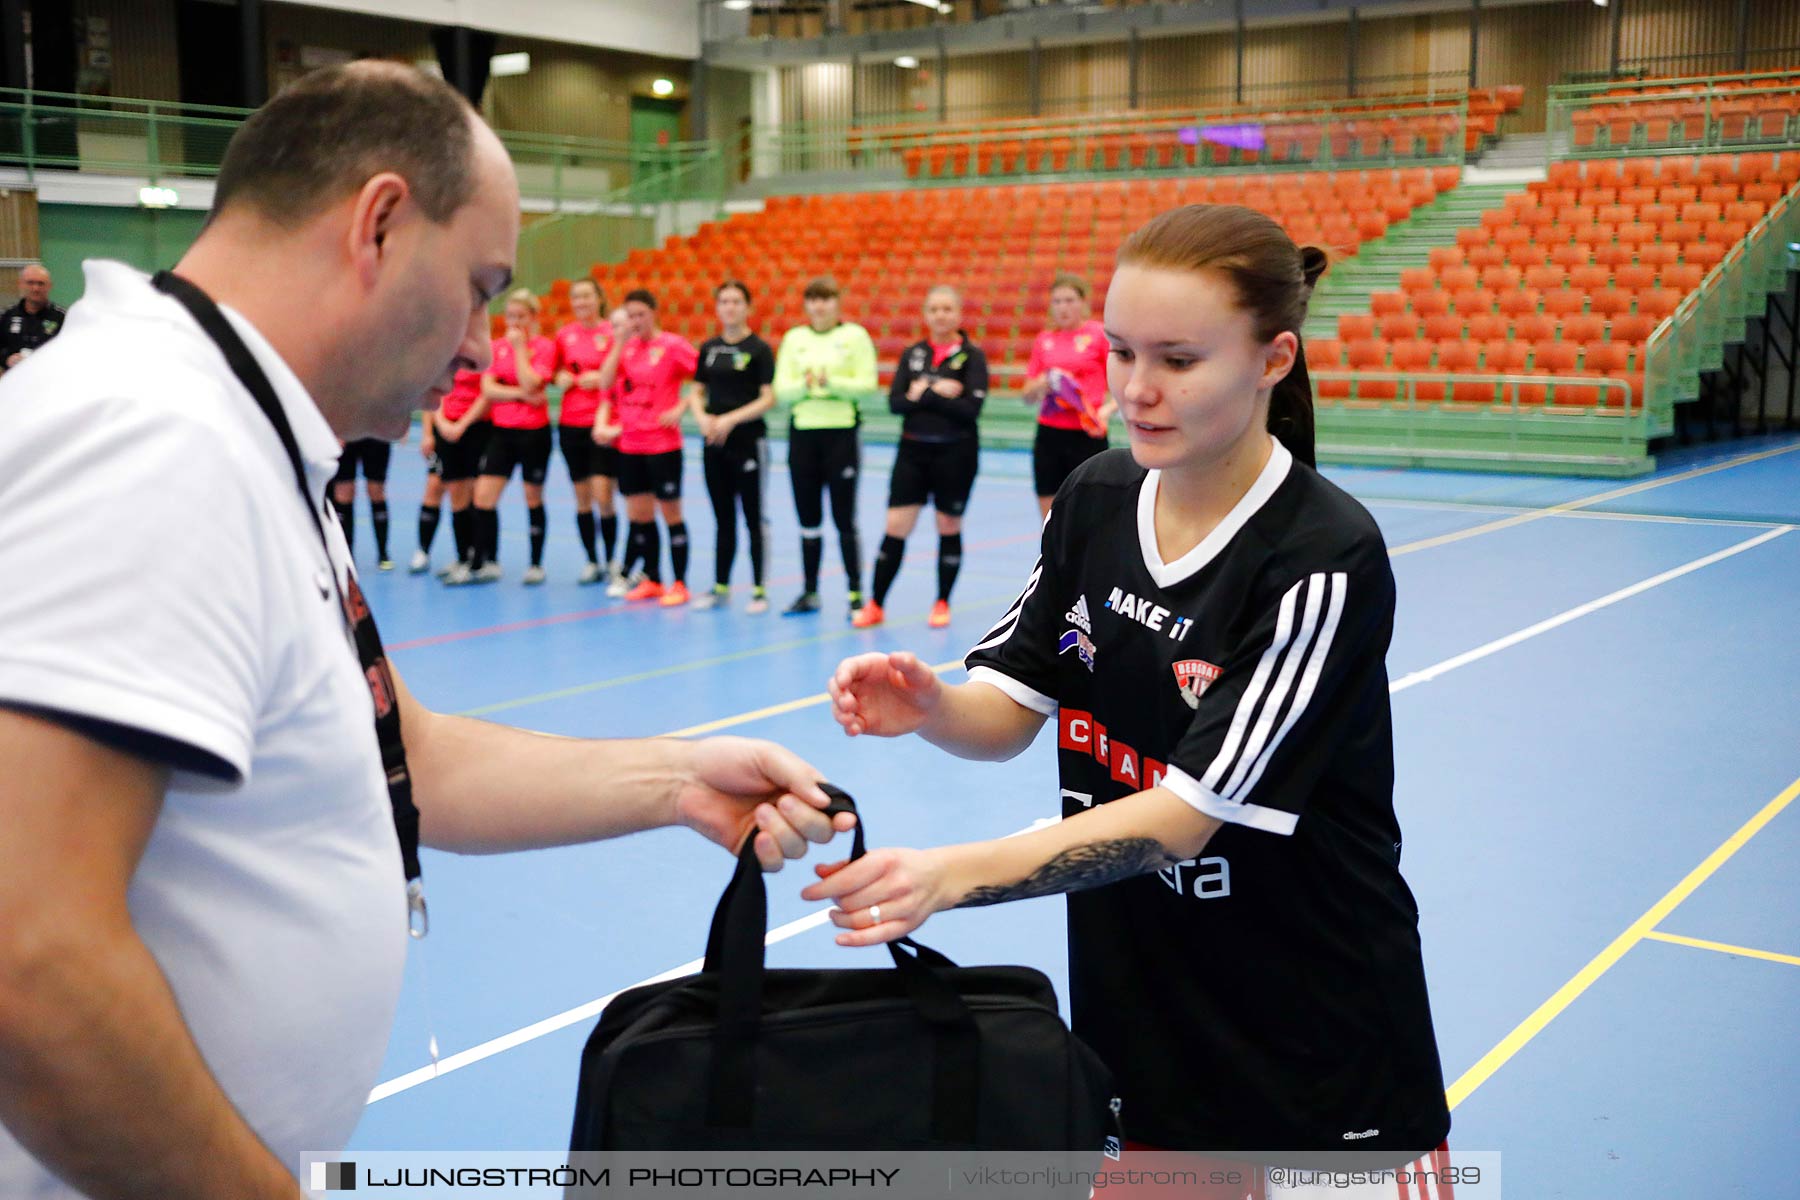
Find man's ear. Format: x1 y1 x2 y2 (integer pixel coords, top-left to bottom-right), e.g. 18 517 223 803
347 172 411 289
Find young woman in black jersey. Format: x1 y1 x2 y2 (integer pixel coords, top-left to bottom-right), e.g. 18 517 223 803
689 280 777 612
813 206 1450 1195
854 285 987 630
329 438 393 569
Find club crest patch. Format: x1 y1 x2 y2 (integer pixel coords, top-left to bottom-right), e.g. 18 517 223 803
1173 659 1222 709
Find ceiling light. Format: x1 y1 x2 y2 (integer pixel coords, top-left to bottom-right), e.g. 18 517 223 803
652 78 676 97
895 55 919 68
722 0 753 8
138 186 177 208
490 52 530 77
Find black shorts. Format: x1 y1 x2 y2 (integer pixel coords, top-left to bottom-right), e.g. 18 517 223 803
333 437 391 484
479 426 553 485
559 424 620 482
889 436 978 516
617 449 684 499
1032 422 1109 498
437 420 492 483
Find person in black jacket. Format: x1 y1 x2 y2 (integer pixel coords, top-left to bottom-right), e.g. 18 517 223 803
855 285 987 630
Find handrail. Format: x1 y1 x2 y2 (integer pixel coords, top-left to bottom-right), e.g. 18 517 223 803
1309 368 1644 464
0 86 727 207
1642 178 1800 428
1550 66 1800 100
749 95 1472 182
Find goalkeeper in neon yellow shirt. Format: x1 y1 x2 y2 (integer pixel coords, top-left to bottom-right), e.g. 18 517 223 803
773 276 878 618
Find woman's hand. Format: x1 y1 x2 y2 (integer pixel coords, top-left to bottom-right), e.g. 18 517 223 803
930 379 964 399
828 651 943 738
802 846 955 947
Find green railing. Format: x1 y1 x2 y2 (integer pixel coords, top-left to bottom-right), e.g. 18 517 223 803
747 96 1468 183
1308 370 1649 474
1546 73 1800 159
1643 179 1800 431
0 86 723 208
1552 66 1800 99
515 149 731 293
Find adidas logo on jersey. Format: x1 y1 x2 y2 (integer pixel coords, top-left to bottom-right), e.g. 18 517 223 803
1065 594 1092 633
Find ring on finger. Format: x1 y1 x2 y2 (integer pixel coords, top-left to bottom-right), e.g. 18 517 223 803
868 905 881 927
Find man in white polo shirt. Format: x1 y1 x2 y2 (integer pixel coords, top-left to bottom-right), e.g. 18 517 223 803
0 64 851 1200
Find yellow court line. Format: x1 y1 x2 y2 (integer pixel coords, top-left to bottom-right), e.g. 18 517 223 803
1445 772 1800 1110
1643 930 1800 970
1389 442 1800 557
664 659 964 738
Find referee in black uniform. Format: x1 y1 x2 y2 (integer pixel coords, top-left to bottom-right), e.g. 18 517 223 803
690 280 777 612
0 265 66 371
856 285 987 631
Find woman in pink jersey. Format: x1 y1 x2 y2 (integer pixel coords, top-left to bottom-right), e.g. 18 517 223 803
415 365 489 576
457 288 557 586
552 278 625 588
594 288 700 606
1021 274 1115 520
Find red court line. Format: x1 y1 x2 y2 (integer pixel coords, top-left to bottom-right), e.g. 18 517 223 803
385 530 1042 652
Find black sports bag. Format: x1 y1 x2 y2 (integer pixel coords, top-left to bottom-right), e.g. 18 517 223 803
568 785 1121 1152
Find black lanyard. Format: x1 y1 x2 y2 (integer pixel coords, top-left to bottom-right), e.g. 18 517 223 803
151 270 427 938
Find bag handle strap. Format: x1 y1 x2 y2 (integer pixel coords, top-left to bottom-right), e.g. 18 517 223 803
703 785 980 1140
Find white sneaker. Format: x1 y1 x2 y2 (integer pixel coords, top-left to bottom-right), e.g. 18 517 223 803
441 562 473 586
608 568 643 598
691 587 727 610
522 565 546 586
577 562 603 585
435 559 459 579
474 562 503 584
408 549 431 574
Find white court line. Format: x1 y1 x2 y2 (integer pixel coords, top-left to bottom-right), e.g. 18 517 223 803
1363 496 1791 531
369 524 1795 1105
1390 526 1792 694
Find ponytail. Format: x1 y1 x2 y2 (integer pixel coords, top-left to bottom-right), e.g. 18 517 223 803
1269 245 1327 468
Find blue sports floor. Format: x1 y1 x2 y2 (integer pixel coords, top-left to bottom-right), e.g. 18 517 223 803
343 431 1800 1198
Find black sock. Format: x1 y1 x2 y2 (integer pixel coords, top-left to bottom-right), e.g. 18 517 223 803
418 504 442 553
333 499 355 553
872 534 906 606
640 521 662 582
801 532 823 593
839 526 863 598
626 523 648 579
528 504 547 567
600 513 619 567
371 500 389 561
937 533 963 602
471 507 498 568
749 517 767 589
451 506 472 563
669 522 689 585
576 511 598 564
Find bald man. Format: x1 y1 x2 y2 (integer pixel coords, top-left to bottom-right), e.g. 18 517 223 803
0 265 64 370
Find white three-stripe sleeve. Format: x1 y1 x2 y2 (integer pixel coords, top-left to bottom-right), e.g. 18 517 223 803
964 510 1066 715
1163 566 1379 836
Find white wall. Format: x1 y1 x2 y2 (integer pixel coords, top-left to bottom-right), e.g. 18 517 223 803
282 0 699 60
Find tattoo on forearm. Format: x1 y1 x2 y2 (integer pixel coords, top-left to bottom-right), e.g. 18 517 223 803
956 838 1176 908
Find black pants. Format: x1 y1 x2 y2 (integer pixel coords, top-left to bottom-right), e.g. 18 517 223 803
788 426 862 594
703 427 768 588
